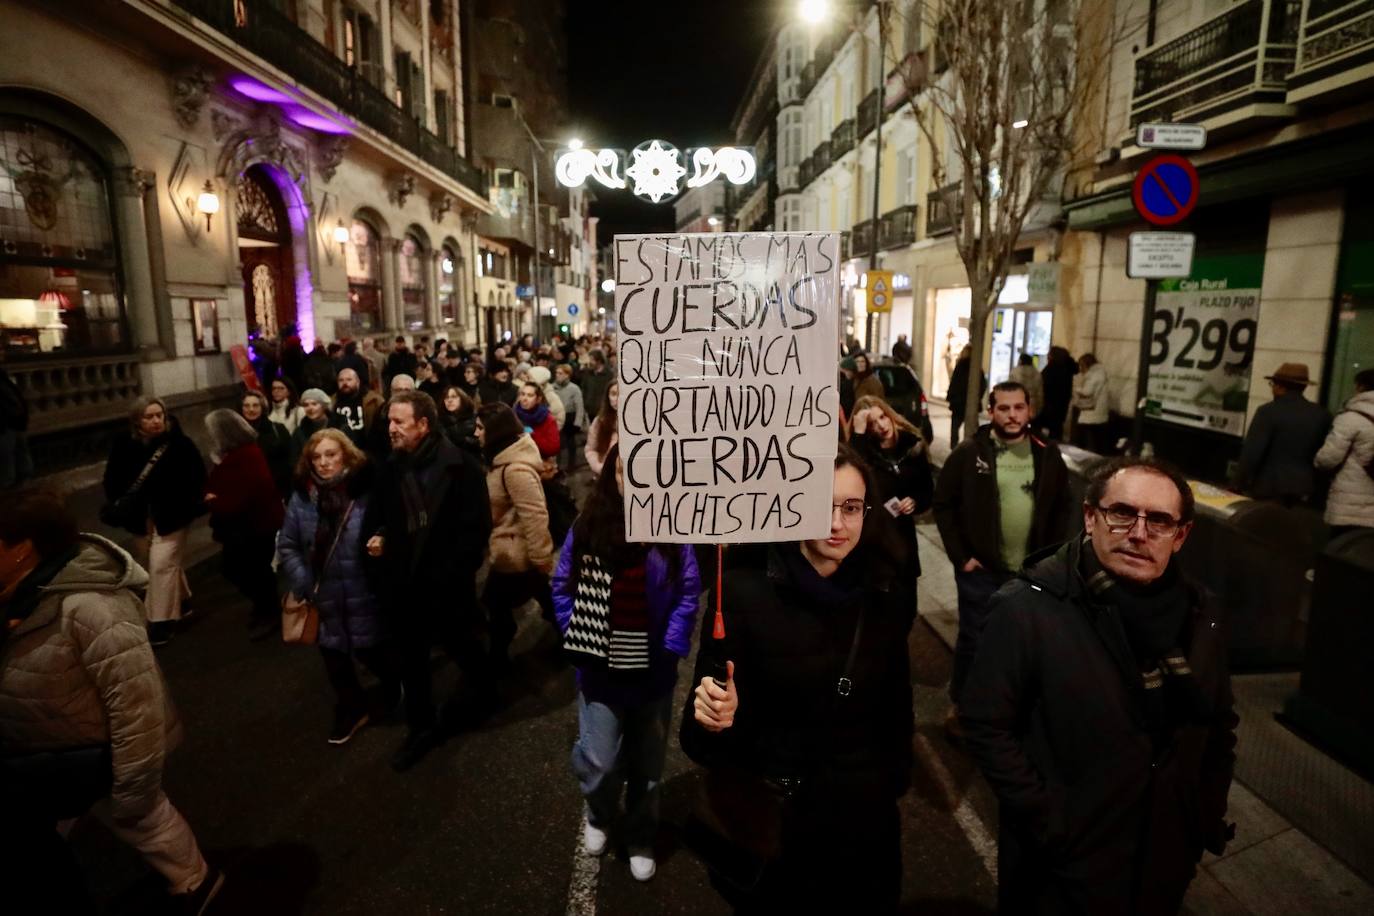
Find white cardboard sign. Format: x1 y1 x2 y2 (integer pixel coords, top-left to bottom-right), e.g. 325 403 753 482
613 233 842 543
1128 231 1196 279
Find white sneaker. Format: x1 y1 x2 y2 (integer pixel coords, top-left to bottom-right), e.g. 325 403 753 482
629 854 656 882
583 820 608 856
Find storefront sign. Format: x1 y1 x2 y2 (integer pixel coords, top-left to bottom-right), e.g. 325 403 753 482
1026 263 1060 305
1136 122 1207 151
1145 253 1262 437
1128 232 1196 278
613 232 841 543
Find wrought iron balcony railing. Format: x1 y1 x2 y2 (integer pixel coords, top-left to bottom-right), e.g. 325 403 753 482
799 154 817 188
840 229 852 261
858 89 881 137
811 139 832 174
926 182 960 236
800 60 818 99
172 0 484 196
879 204 919 249
851 218 878 257
1292 0 1374 88
830 119 857 159
1129 0 1301 128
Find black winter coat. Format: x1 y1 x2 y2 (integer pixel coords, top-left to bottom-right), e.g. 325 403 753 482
249 415 292 497
478 377 518 407
960 538 1237 915
102 419 207 536
851 429 934 577
362 434 491 612
932 427 1071 573
680 544 914 806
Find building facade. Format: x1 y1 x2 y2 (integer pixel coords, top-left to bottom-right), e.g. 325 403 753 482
1 0 489 464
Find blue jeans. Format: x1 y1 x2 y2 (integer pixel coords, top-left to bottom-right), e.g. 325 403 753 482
950 566 1014 703
570 690 674 853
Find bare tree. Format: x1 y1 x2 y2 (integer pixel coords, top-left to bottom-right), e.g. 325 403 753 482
883 0 1122 437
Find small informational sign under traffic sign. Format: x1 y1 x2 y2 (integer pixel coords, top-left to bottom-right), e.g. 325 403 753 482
1136 122 1207 151
1128 231 1196 278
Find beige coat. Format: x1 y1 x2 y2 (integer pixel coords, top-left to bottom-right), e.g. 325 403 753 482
0 535 182 819
487 435 555 574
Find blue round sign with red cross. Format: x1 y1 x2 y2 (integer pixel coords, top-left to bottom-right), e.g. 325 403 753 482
1132 154 1199 226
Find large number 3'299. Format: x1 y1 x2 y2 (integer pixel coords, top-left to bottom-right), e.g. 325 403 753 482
1150 310 1256 374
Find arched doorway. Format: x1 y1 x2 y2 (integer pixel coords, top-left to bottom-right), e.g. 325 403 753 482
236 164 295 339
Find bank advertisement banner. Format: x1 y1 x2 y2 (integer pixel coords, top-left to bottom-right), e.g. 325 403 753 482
1145 252 1262 437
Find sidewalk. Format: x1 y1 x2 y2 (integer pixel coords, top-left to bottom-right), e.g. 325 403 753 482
920 400 1374 914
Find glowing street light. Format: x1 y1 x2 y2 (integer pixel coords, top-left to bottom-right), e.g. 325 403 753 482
600 279 615 294
799 0 829 24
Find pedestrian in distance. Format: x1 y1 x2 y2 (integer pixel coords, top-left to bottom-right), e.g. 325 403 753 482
0 354 34 489
290 388 335 466
366 373 416 462
1008 352 1044 418
0 488 224 915
848 395 935 604
1237 362 1332 504
101 397 206 647
382 335 418 396
960 456 1238 915
1072 352 1112 454
851 352 885 402
553 363 587 472
479 361 519 406
362 391 493 772
416 359 445 401
1035 345 1077 441
301 343 338 396
933 381 1071 737
682 446 914 913
332 367 383 450
239 389 292 498
268 377 305 434
514 381 562 467
476 402 556 672
528 365 567 428
203 410 285 642
278 429 400 745
1314 366 1374 535
580 348 612 422
360 338 386 392
457 361 483 401
553 443 702 882
947 344 987 448
585 380 620 477
336 339 372 391
439 385 481 459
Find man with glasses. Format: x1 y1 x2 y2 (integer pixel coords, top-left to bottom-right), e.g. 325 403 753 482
933 381 1070 736
960 456 1237 914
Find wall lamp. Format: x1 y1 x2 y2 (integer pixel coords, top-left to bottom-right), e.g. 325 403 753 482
195 181 220 232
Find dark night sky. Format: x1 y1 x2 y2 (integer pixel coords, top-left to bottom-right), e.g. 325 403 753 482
565 0 776 246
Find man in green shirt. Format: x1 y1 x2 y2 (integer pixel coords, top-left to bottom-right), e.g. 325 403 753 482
933 381 1071 736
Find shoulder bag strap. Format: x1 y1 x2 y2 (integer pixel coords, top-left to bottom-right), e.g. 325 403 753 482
313 500 355 596
834 605 867 699
1345 408 1374 428
123 442 170 500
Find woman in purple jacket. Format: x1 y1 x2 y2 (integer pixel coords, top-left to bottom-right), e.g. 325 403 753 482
552 443 701 883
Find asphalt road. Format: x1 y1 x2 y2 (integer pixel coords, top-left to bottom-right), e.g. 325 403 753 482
73 548 1001 915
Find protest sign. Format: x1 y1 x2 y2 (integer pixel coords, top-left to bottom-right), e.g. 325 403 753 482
613 233 842 543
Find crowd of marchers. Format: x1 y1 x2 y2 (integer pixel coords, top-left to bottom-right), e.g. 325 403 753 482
0 326 1371 914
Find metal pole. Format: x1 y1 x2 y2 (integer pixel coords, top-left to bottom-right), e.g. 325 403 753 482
866 2 887 352
1130 278 1159 454
531 143 541 343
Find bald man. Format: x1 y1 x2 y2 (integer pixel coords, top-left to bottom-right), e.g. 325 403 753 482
332 368 383 448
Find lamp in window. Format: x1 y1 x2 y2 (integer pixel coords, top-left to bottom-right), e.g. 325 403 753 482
333 220 350 257
196 181 220 232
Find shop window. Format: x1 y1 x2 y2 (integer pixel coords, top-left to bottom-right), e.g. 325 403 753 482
400 233 428 330
345 218 383 331
0 116 127 358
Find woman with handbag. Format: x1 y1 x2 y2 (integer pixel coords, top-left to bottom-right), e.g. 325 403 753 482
101 397 206 647
552 444 701 882
682 446 915 913
204 410 285 642
476 402 555 671
278 428 398 745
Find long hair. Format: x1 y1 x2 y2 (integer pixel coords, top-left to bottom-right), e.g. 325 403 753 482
590 380 619 455
204 408 257 463
441 385 475 421
477 402 525 464
293 427 368 488
831 443 904 578
241 389 271 418
568 443 677 580
849 394 919 443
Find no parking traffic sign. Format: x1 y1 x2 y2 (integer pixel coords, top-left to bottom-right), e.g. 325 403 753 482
1132 154 1199 227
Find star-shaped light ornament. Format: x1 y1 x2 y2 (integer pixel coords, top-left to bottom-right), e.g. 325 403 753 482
625 140 687 203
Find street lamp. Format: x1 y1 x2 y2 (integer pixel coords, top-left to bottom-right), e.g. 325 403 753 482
600 279 615 294
196 180 220 232
799 0 828 24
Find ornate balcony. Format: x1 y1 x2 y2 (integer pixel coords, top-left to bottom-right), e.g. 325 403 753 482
799 153 817 188
926 182 960 236
840 229 852 261
831 119 857 159
851 218 879 257
800 60 818 99
879 204 919 249
858 89 881 137
171 0 483 196
811 139 832 175
1129 0 1301 129
1289 0 1374 102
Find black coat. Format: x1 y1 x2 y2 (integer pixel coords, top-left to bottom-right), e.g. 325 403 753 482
851 429 934 578
1037 359 1077 436
102 418 207 536
1237 391 1332 500
288 413 337 468
932 427 1071 573
947 358 986 414
960 538 1237 915
249 415 292 497
383 350 418 390
680 544 914 805
478 377 518 407
362 434 491 611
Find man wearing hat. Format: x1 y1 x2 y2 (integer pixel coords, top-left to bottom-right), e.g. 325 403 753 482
1237 362 1331 502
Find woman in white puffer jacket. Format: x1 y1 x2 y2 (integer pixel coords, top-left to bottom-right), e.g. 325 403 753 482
1314 370 1374 532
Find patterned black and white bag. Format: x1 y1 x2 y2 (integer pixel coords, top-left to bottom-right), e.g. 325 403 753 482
563 554 612 668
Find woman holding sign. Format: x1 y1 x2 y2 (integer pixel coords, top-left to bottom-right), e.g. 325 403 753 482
849 395 934 601
681 446 914 912
552 443 701 882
